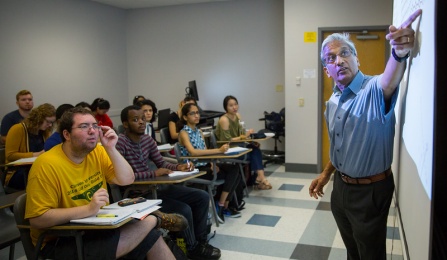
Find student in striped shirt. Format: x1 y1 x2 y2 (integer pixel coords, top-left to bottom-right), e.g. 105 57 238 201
116 105 221 260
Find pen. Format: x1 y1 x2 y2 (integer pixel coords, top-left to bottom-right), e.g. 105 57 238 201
96 214 118 218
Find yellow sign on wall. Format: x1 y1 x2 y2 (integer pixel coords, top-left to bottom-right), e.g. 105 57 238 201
304 32 317 43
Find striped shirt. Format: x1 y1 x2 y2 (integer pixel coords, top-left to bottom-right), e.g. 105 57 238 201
116 133 178 179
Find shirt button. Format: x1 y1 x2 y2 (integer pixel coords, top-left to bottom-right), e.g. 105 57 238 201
336 133 340 136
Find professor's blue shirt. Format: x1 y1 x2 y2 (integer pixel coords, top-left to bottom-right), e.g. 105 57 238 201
325 71 398 177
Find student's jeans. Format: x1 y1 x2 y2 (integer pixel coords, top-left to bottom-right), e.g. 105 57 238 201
236 143 264 173
156 184 209 251
331 171 394 260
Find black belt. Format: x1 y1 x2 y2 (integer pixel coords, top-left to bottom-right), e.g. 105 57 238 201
338 168 392 185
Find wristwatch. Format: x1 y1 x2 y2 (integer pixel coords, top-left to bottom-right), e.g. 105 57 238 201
392 48 410 63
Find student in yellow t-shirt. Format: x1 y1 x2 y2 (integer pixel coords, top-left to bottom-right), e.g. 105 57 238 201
25 107 187 259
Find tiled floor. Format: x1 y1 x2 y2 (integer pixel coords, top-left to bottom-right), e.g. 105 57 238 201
209 164 404 260
1 163 404 260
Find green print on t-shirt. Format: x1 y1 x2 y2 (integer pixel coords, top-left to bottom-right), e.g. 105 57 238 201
71 181 103 202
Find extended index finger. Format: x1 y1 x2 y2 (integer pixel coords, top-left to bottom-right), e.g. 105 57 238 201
400 9 422 29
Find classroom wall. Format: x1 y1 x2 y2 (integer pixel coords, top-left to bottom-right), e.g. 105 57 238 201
125 0 285 142
0 0 128 127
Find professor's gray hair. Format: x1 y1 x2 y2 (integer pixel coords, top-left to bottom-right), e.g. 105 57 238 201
320 33 357 66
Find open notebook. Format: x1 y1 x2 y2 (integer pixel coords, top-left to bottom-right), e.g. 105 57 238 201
70 199 162 225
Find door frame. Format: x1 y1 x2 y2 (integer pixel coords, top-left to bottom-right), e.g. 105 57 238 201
317 26 390 172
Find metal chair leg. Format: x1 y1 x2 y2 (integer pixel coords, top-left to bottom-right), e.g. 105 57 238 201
208 185 219 227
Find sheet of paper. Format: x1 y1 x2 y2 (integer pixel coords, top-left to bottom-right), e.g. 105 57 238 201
157 144 174 150
131 205 161 220
70 208 135 225
224 147 249 154
264 133 275 137
168 168 199 177
7 157 37 165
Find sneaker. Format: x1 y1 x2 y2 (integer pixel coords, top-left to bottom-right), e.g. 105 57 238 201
216 205 225 224
150 210 188 232
188 242 221 260
223 207 241 218
236 200 246 211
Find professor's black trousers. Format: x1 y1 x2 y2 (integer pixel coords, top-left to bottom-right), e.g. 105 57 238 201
331 172 394 260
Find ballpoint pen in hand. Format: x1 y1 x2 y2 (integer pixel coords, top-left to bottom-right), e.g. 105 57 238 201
186 160 191 171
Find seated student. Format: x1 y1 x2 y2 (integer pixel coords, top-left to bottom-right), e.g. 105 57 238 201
133 95 146 105
91 98 113 128
5 103 56 190
75 101 91 111
26 107 187 259
215 95 272 190
1 90 34 144
136 99 157 141
44 103 74 151
168 97 197 143
178 103 242 223
116 105 221 260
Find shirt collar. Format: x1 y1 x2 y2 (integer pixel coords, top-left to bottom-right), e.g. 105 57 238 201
332 70 364 95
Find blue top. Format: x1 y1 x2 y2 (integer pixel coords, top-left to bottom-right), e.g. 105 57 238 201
325 71 398 177
44 132 62 151
1 110 24 136
178 125 207 167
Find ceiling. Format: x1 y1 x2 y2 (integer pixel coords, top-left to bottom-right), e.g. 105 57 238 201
91 0 232 9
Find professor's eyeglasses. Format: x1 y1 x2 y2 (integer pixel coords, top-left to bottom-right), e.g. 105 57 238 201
323 48 353 65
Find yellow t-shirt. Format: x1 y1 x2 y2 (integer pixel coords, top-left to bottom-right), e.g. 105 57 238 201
25 144 115 246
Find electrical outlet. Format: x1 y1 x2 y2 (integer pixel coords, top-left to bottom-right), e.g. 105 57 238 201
298 98 304 107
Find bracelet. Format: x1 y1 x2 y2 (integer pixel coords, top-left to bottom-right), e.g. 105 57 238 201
392 48 410 63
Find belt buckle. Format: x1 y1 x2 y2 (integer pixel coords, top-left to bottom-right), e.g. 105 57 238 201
340 173 350 184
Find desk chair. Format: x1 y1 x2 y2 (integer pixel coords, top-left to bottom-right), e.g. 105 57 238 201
117 124 125 134
0 148 17 194
14 194 85 260
0 146 5 166
0 176 20 260
159 127 177 163
209 131 249 198
173 143 225 227
259 108 285 167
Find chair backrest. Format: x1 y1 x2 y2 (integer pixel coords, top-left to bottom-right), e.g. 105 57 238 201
264 110 285 134
0 169 6 196
173 142 183 164
14 193 37 260
117 124 125 134
157 108 171 130
0 146 5 166
209 130 218 149
159 127 173 145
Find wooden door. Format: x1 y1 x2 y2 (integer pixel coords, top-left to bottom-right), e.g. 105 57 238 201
321 29 388 168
